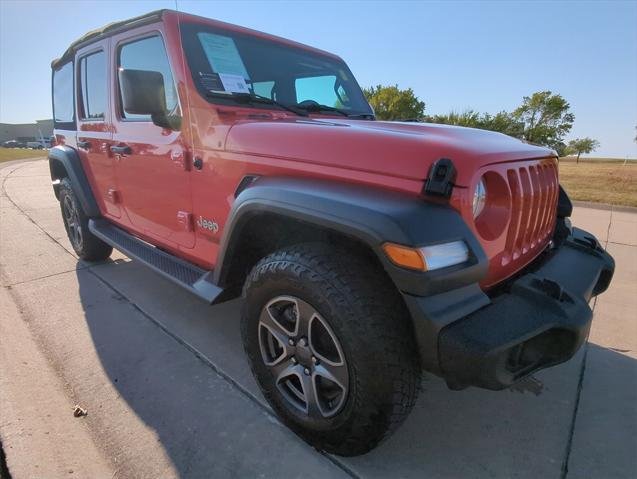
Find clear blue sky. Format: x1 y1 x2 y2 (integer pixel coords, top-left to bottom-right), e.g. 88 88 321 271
1 0 635 157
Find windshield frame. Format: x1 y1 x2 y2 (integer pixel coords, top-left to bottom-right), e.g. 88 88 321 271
179 21 373 118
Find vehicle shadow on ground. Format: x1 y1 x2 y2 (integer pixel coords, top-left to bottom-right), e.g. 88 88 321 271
77 261 636 478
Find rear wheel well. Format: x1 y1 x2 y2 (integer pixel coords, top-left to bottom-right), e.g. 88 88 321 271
49 158 68 199
220 213 393 298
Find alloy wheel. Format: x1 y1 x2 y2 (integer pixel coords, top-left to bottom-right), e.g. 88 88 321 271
258 295 349 418
63 194 83 250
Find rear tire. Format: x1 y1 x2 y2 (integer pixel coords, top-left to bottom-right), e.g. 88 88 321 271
59 178 112 262
241 242 420 456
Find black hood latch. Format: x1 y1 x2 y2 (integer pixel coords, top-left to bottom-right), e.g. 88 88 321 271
423 158 457 198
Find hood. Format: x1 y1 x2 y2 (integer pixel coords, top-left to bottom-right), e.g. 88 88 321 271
224 118 555 186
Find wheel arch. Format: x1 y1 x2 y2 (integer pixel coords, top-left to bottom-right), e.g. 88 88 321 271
48 145 100 217
213 177 488 298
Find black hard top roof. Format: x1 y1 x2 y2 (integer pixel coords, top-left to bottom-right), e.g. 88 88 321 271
51 8 339 70
51 9 168 69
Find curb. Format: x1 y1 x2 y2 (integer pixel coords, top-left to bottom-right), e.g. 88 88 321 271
572 201 637 214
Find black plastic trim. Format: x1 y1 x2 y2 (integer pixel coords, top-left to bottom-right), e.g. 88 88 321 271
433 227 614 390
557 184 573 218
214 176 488 296
89 219 223 303
48 145 100 217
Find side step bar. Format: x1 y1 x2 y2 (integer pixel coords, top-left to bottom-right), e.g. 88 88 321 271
89 219 222 303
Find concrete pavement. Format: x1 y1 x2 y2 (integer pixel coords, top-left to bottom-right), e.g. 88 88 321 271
1 159 635 478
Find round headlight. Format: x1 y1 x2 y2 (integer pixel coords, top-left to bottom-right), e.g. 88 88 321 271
473 177 487 218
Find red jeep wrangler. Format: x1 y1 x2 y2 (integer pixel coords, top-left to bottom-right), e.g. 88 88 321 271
49 10 614 456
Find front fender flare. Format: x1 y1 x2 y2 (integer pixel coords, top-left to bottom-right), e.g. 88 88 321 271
214 177 487 297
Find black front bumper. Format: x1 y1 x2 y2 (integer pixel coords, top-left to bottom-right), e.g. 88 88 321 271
404 227 615 390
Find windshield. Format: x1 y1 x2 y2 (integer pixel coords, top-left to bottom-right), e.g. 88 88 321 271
180 22 373 117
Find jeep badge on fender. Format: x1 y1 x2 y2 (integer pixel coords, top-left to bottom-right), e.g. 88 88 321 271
49 9 614 456
196 216 218 234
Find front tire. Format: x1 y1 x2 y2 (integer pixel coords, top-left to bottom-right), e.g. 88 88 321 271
241 243 420 456
59 178 112 262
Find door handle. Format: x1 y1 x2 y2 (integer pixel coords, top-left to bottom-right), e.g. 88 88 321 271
77 140 91 149
110 145 132 155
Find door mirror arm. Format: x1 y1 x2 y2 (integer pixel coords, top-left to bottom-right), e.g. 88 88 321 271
151 111 182 131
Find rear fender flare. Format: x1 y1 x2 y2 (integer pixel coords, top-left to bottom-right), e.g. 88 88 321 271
48 145 100 217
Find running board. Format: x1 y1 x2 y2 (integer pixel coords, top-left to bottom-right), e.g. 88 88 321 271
89 219 222 303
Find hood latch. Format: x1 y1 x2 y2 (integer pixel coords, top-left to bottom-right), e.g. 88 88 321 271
424 158 457 198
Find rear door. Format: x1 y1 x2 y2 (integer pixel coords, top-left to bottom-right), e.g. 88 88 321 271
75 40 120 218
110 28 194 248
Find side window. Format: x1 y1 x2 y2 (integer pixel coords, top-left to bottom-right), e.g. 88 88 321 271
118 35 178 120
79 51 106 120
53 62 75 128
295 75 338 107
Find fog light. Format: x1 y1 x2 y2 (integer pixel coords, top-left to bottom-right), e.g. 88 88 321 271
383 241 469 271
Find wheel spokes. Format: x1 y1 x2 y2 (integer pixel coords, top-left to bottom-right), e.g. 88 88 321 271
63 196 82 248
299 372 321 417
272 358 299 382
259 309 292 361
294 299 316 338
314 362 348 391
258 295 349 419
308 314 346 368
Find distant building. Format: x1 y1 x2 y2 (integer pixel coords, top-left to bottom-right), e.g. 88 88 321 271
0 119 53 143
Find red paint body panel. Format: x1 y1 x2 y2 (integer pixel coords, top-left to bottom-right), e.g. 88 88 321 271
55 10 559 287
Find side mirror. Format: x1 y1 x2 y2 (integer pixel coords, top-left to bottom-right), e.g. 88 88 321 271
118 69 180 130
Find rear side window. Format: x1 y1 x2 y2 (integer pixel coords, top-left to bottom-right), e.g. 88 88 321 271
79 51 106 120
117 35 178 120
52 62 75 129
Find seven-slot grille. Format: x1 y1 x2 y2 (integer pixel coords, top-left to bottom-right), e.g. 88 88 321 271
503 161 559 265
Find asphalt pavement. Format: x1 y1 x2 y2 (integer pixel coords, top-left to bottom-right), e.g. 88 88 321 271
1 159 635 478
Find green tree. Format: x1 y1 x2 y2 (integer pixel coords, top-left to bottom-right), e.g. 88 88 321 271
363 84 426 121
423 110 524 138
423 110 481 127
479 111 525 138
567 137 600 163
513 91 575 151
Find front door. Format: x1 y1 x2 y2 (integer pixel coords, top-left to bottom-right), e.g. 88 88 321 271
110 31 194 248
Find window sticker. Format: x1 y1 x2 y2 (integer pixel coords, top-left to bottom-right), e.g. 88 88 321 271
198 72 226 92
197 32 250 80
218 73 250 94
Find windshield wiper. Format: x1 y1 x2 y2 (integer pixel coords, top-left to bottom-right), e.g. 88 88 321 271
294 102 375 120
293 102 350 117
205 91 308 117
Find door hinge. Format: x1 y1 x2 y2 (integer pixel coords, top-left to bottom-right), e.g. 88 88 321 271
177 211 194 232
172 149 191 171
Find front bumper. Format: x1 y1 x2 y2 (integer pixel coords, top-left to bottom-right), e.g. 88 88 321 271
403 227 615 390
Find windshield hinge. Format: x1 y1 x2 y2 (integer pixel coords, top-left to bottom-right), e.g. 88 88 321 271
423 158 457 198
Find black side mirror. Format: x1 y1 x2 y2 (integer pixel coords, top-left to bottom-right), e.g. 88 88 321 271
118 69 180 130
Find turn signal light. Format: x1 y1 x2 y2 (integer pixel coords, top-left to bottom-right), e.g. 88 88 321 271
382 243 427 271
383 241 470 272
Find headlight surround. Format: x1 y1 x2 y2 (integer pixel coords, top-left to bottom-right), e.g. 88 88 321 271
473 177 487 218
419 241 470 271
473 172 512 240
